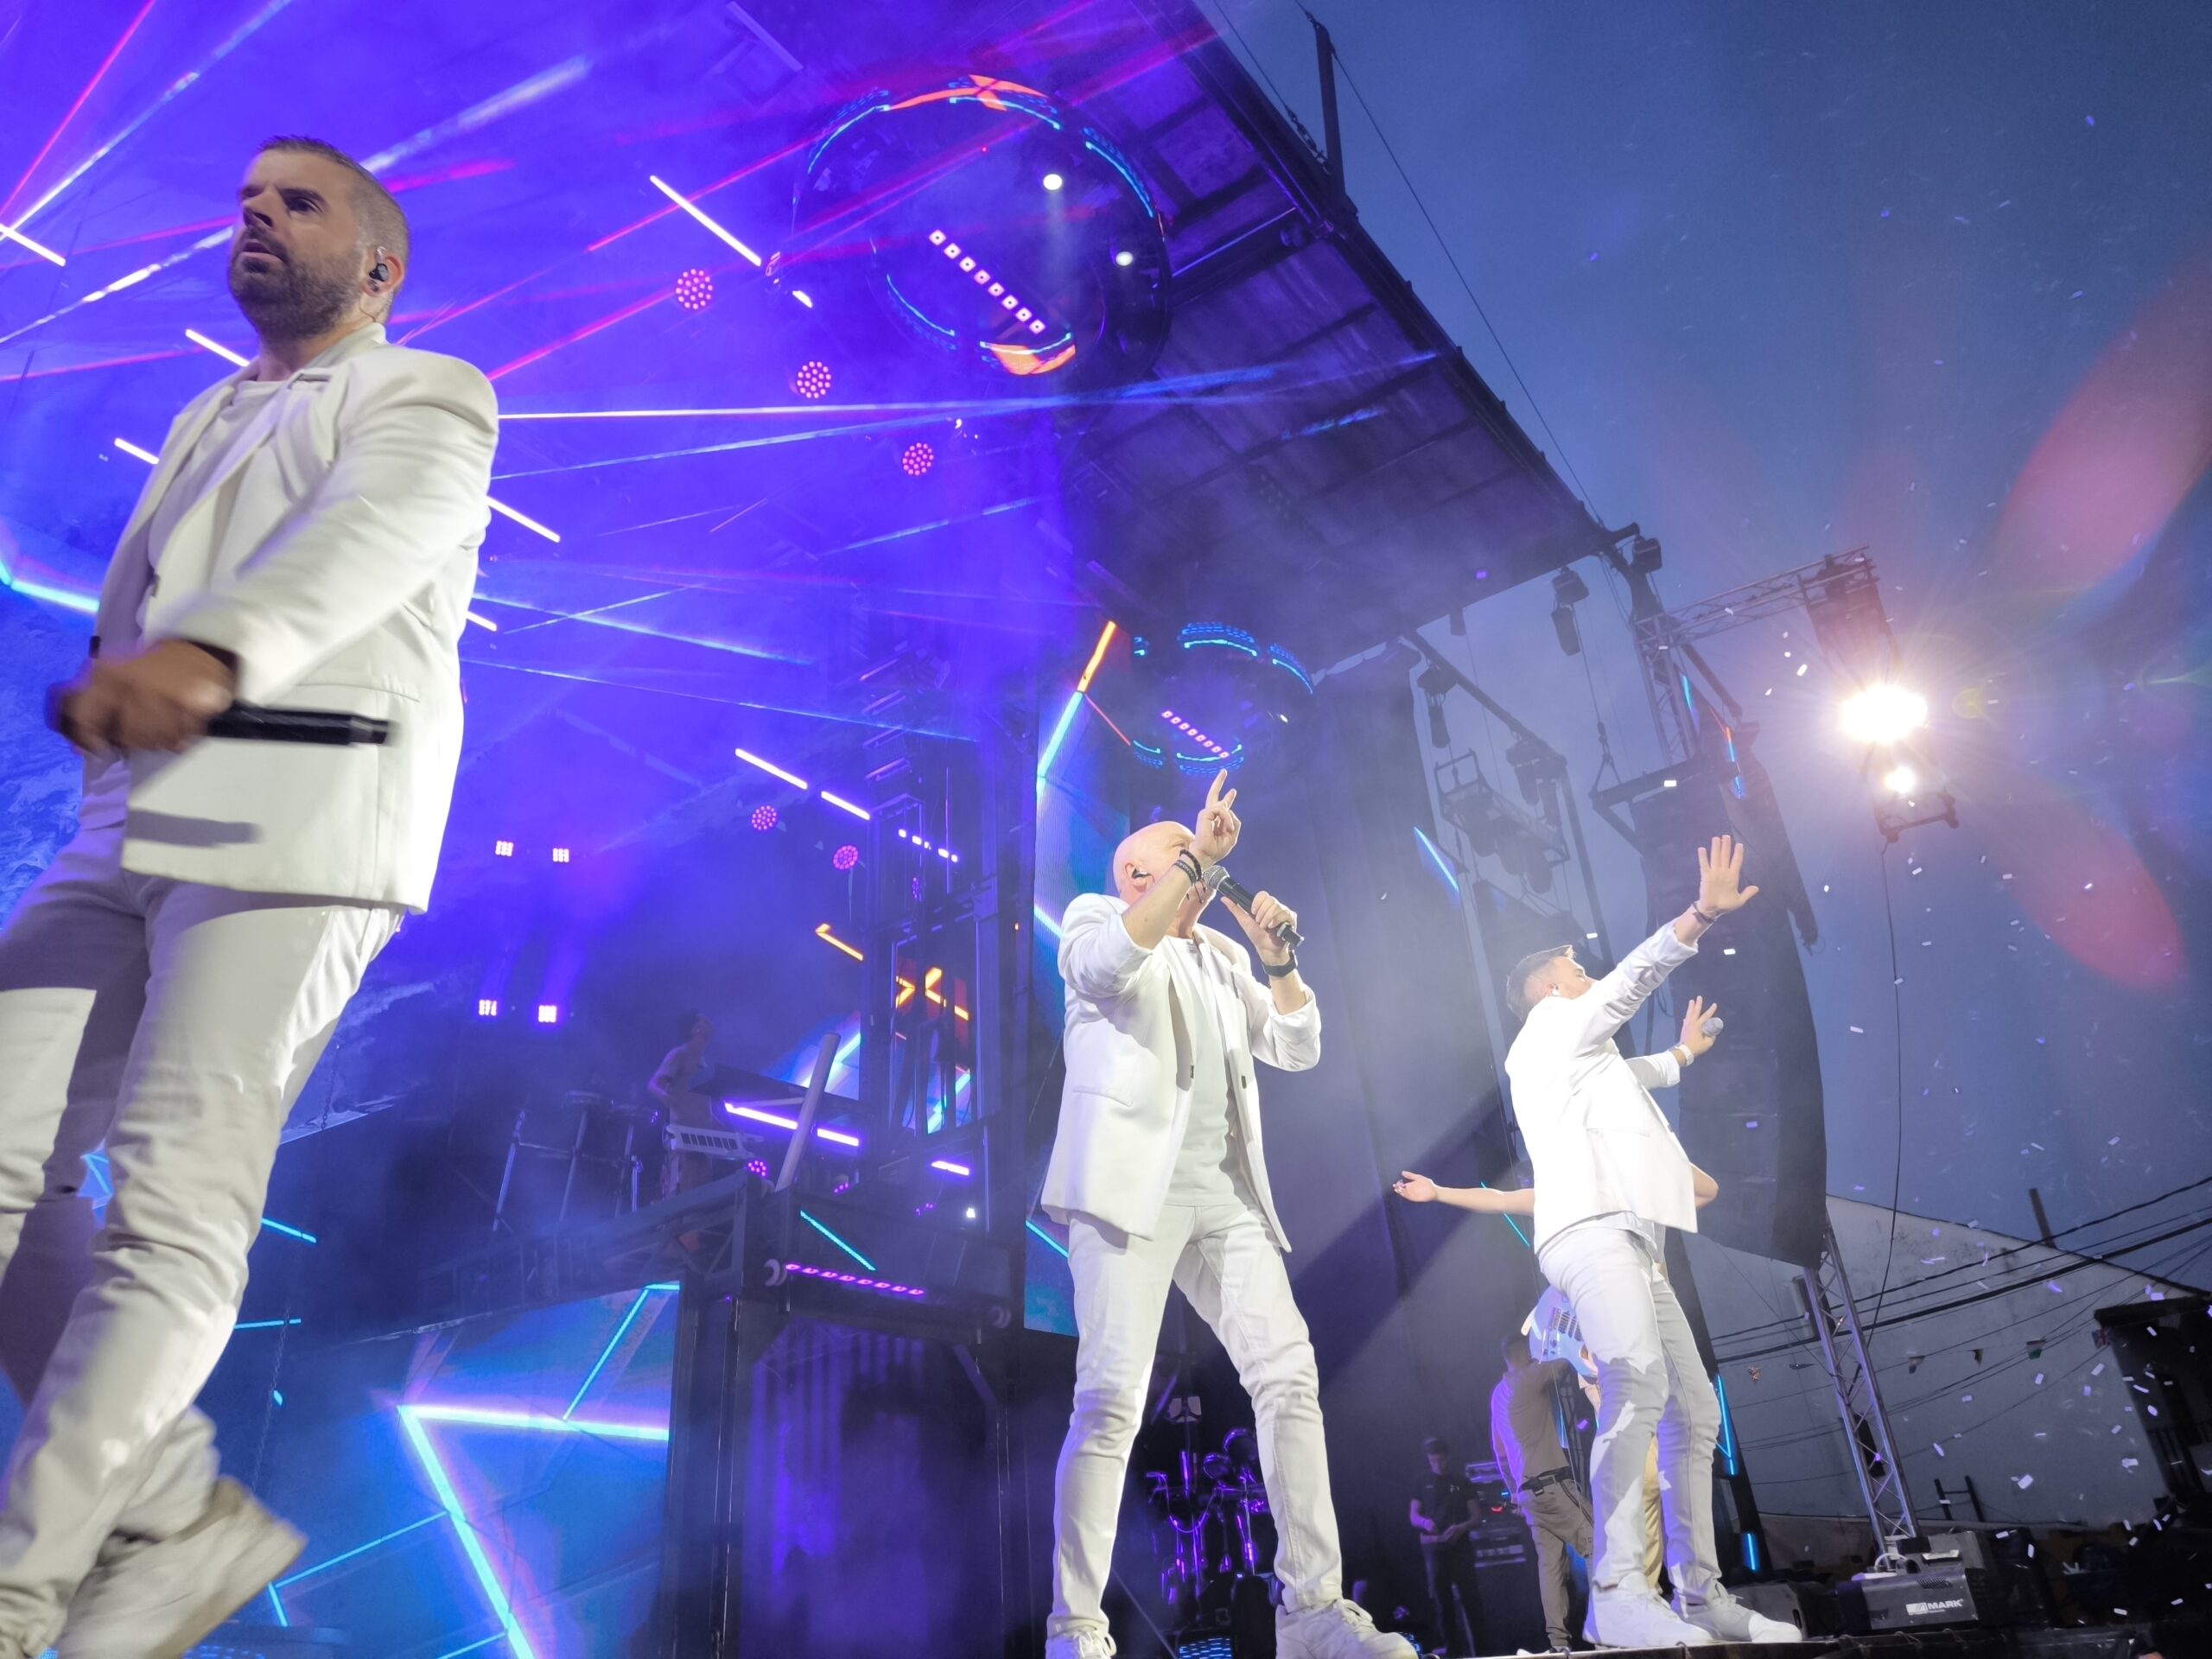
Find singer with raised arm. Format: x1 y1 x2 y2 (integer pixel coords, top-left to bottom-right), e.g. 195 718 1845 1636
1039 772 1413 1659
1501 836 1798 1649
0 139 494 1659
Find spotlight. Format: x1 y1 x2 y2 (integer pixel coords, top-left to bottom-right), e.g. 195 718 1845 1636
1042 172 1065 191
550 847 570 864
752 804 779 832
1884 764 1918 797
493 839 514 857
476 998 499 1019
791 359 833 400
675 268 714 310
833 843 860 871
1114 249 1135 267
900 441 935 477
1840 683 1929 746
537 1005 560 1026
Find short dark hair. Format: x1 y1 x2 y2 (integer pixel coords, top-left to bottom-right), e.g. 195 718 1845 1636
257 136 410 267
1501 1332 1526 1368
1422 1435 1450 1457
1506 944 1573 1019
676 1009 704 1044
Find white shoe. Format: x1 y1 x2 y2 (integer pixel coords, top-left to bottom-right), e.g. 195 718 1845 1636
1676 1586 1803 1643
1585 1586 1718 1648
1276 1599 1421 1658
57 1478 305 1659
1043 1630 1116 1659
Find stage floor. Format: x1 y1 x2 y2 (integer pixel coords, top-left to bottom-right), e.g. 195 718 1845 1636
1471 1624 2167 1659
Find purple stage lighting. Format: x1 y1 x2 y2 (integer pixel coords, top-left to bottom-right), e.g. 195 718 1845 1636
833 843 860 871
792 359 833 400
900 441 935 477
675 267 714 310
751 804 779 832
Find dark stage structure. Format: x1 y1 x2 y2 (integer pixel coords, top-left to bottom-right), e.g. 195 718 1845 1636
2 2 2205 1658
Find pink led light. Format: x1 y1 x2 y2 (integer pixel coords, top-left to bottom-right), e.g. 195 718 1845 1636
751 804 778 832
833 843 860 871
792 359 833 400
675 268 714 310
900 441 935 478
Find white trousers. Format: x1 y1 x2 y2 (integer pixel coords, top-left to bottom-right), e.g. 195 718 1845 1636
0 825 396 1647
1049 1194 1343 1638
1538 1225 1722 1601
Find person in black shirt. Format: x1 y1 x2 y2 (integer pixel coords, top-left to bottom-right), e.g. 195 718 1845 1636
1408 1437 1483 1657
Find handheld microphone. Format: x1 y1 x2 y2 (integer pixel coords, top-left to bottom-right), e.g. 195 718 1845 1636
206 705 392 745
1204 865 1303 950
1701 1015 1724 1039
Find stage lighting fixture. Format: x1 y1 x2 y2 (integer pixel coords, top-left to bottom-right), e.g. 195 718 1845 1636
493 840 514 857
900 441 935 477
1042 171 1065 191
751 804 779 831
675 268 714 310
1840 683 1929 746
536 1005 559 1026
1884 764 1918 797
1114 249 1135 267
1550 567 1590 658
550 847 570 864
477 999 499 1019
791 359 833 400
833 843 861 871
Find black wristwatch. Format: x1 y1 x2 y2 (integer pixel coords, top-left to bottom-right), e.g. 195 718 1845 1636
1262 953 1300 978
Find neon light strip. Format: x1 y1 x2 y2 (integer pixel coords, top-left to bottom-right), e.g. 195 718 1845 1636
114 437 159 465
0 221 65 265
0 0 159 241
261 1218 319 1244
818 789 870 821
467 611 499 632
814 922 863 962
726 1103 861 1148
1035 690 1084 795
799 1209 875 1270
1026 1217 1070 1259
1413 825 1460 897
736 747 807 789
5 576 98 613
397 1407 539 1659
1075 619 1117 694
186 327 248 365
268 1584 289 1625
1479 1184 1534 1250
647 175 762 266
486 497 560 543
276 1511 448 1589
563 1287 656 1419
407 1403 668 1441
929 1159 972 1178
1031 902 1064 941
234 1318 302 1330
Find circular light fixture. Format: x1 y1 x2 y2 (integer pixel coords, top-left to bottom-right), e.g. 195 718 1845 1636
1839 683 1929 746
675 268 714 310
1883 764 1918 797
900 441 936 477
833 843 861 871
751 804 779 831
791 359 834 400
1041 171 1065 191
1114 249 1135 267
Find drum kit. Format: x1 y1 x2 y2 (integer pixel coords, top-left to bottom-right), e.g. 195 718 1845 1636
1144 1428 1279 1636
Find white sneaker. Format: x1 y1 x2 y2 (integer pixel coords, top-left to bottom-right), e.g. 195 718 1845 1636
1043 1630 1116 1659
1585 1586 1718 1648
57 1478 305 1659
1276 1599 1421 1658
1676 1586 1803 1643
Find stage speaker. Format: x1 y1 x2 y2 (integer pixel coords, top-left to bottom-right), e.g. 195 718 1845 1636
1630 767 1828 1267
1467 1518 1552 1656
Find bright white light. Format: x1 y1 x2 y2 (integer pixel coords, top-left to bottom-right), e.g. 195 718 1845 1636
1042 172 1065 191
114 437 160 466
1840 683 1929 745
0 221 65 266
186 327 249 366
465 609 498 631
486 496 560 543
819 790 871 822
1114 249 1135 267
648 174 762 266
791 289 813 308
1884 764 1918 797
735 747 808 790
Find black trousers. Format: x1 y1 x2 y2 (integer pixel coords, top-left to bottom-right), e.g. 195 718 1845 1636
1421 1538 1482 1656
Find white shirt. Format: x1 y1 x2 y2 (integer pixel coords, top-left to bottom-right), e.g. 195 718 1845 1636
1161 934 1251 1205
1504 920 1703 1257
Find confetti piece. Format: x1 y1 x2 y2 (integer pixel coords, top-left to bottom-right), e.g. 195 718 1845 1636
2014 1473 2035 1490
1932 1442 1946 1457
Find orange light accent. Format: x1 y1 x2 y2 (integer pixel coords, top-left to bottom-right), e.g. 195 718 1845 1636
1075 620 1118 694
895 976 917 1007
985 340 1078 377
814 923 864 963
1084 696 1131 747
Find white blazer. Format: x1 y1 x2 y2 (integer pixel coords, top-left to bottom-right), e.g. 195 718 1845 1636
90 325 498 912
1040 893 1321 1248
1503 921 1701 1256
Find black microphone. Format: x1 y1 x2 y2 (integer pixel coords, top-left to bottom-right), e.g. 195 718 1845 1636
204 705 392 745
1205 866 1303 950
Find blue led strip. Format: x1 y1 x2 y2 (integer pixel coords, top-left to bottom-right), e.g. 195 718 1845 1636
1026 1217 1071 1260
1413 825 1461 897
799 1209 876 1271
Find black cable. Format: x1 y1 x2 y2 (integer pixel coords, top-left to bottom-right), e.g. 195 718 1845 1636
1867 839 1909 1332
1302 6 1605 518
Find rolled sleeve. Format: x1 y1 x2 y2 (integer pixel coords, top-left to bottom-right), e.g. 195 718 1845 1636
1058 893 1154 1003
1625 1049 1681 1092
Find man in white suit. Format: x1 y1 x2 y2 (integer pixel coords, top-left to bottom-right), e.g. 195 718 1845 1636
0 137 496 1658
1040 772 1413 1659
1503 834 1796 1649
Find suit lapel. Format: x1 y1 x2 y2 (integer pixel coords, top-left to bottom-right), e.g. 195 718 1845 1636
94 380 240 645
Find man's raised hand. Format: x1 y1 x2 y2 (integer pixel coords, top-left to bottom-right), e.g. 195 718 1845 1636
1680 995 1720 1058
1695 834 1760 916
1192 768 1240 864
